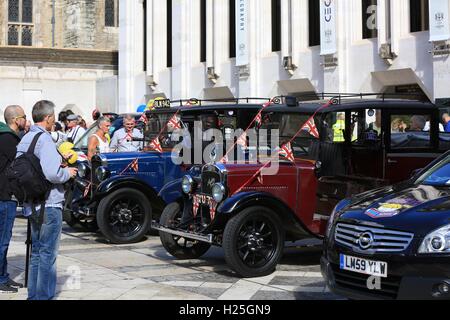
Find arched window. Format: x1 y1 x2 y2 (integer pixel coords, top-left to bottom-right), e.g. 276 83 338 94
7 0 34 46
8 25 19 45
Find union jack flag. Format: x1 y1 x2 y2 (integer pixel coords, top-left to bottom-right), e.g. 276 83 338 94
254 110 263 128
130 158 139 172
301 117 319 139
168 114 181 130
278 142 295 162
220 153 229 163
208 197 217 220
83 183 91 198
192 195 200 217
149 137 163 153
139 113 148 124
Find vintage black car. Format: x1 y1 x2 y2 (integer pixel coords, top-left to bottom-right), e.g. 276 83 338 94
322 150 450 300
65 99 268 244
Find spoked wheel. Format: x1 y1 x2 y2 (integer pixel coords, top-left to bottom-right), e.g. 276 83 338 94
63 210 98 232
159 202 211 259
97 188 152 244
223 206 285 278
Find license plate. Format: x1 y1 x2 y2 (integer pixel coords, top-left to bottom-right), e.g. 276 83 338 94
340 254 388 278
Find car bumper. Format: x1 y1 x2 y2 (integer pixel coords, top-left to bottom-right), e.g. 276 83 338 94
321 254 450 300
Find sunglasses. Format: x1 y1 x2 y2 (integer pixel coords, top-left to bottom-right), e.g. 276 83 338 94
14 115 26 120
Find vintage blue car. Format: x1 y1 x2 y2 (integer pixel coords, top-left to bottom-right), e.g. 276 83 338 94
322 150 450 300
66 100 265 244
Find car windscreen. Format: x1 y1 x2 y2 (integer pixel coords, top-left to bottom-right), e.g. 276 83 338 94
416 156 450 187
143 112 179 149
260 112 319 157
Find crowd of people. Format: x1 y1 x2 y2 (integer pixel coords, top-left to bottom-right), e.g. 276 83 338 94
0 102 152 299
0 101 78 300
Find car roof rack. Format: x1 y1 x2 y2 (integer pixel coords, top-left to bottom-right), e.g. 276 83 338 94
160 96 298 107
295 92 430 104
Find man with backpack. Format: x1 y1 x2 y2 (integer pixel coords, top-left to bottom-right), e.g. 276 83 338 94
0 105 27 293
14 100 77 300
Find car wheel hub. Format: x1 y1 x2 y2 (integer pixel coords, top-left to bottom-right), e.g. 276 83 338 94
118 209 132 223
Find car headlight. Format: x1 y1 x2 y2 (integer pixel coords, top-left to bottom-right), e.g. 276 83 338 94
77 163 88 178
418 224 450 254
95 166 109 182
182 175 195 194
212 183 226 202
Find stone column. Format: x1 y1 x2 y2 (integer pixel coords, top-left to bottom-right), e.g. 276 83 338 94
118 0 145 113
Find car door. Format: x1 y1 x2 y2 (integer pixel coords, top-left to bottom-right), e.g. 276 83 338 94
384 108 440 183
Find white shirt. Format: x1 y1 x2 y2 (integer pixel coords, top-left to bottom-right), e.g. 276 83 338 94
109 128 143 152
67 125 86 144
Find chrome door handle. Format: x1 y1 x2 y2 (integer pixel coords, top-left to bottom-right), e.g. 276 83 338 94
387 159 398 164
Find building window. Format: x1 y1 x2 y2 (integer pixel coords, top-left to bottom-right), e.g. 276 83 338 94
410 0 429 32
8 0 19 22
272 0 281 52
8 25 19 45
105 0 117 27
308 0 320 46
229 0 236 58
22 0 33 23
200 0 206 62
167 0 172 68
362 0 378 39
8 0 33 46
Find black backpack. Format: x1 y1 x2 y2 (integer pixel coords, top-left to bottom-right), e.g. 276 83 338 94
6 132 52 204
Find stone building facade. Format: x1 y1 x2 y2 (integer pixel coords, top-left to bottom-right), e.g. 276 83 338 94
0 0 119 123
119 0 450 114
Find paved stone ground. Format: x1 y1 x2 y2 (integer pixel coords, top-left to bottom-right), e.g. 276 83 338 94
0 217 342 300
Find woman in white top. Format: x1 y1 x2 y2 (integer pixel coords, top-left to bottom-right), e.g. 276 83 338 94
87 116 111 161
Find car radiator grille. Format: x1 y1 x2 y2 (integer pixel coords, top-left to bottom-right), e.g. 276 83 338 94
201 171 221 196
334 223 414 253
331 264 401 299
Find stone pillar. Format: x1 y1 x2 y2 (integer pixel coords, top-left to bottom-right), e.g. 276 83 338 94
118 0 145 113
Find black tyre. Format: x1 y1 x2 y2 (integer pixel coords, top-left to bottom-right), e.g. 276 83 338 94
159 202 211 259
97 188 152 244
222 206 285 278
63 210 99 232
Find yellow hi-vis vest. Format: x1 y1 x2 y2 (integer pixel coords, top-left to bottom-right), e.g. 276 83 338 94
333 119 345 142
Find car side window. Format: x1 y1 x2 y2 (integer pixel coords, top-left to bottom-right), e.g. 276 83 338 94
350 109 382 146
390 114 431 149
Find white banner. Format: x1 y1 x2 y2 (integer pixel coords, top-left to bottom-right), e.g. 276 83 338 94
236 0 249 66
320 0 337 55
429 0 450 41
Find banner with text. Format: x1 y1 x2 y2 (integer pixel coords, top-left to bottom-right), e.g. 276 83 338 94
320 0 337 55
429 0 450 41
236 0 249 66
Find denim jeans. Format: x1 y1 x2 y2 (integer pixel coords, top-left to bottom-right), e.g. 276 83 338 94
27 207 62 300
0 201 17 285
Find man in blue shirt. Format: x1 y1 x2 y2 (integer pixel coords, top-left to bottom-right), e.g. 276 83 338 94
16 101 77 300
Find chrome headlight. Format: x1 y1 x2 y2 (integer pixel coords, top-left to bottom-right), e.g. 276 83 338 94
418 224 450 254
95 166 109 182
182 175 195 194
212 183 226 202
77 162 88 178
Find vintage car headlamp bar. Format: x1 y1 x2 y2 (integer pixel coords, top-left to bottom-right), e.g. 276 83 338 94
182 175 195 194
77 162 88 178
212 183 226 203
95 166 110 182
418 224 450 254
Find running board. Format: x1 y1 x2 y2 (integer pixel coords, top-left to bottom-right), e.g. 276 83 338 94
151 221 214 244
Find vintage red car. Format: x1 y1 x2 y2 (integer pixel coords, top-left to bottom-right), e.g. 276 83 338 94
153 95 450 277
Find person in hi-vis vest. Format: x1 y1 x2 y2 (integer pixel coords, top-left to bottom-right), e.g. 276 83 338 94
333 113 345 142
